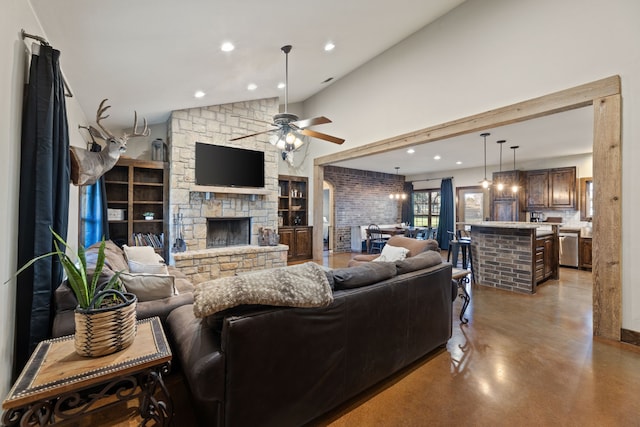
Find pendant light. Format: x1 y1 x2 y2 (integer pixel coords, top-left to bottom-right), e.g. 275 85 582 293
389 166 407 200
496 140 506 191
511 145 519 193
480 132 491 188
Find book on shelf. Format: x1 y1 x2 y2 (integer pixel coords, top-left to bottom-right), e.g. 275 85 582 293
132 232 164 248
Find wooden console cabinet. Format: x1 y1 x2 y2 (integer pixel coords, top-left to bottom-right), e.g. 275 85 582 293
279 226 313 261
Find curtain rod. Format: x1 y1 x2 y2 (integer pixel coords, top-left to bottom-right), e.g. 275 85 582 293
409 176 453 183
21 29 73 98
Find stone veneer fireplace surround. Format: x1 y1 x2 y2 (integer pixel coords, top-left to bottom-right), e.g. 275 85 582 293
167 97 280 255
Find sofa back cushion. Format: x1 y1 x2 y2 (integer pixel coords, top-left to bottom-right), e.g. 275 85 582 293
386 235 439 257
331 262 397 290
395 250 443 275
84 240 129 273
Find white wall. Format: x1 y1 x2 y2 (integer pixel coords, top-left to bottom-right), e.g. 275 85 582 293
1 0 88 405
301 0 640 330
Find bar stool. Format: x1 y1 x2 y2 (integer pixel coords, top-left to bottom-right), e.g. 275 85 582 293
447 231 475 283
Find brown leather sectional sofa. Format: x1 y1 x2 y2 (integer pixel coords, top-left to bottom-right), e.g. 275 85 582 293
167 258 453 427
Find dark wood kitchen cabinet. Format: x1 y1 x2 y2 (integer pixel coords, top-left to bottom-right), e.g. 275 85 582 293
535 233 557 284
525 167 576 210
579 237 592 270
491 171 525 221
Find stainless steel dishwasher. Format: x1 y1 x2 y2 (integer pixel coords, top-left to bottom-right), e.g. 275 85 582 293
559 231 579 267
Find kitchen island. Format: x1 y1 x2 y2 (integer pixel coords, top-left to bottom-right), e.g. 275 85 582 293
469 222 559 294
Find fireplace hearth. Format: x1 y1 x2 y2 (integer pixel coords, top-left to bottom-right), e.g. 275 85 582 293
207 217 251 248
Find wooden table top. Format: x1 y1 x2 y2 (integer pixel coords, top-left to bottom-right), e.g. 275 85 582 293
2 316 171 410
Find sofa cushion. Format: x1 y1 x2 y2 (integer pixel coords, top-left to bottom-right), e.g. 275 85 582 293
386 235 439 257
395 250 443 275
120 272 176 302
84 240 129 273
193 262 333 318
372 244 410 262
123 245 168 273
332 262 397 290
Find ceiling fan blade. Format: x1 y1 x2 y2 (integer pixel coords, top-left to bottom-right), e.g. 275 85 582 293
230 114 276 126
229 129 276 141
291 116 332 129
299 129 345 145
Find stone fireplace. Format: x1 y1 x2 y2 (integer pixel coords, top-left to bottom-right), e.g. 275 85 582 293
207 217 250 248
167 98 288 281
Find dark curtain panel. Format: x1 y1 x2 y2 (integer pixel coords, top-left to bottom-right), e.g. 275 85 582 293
437 178 454 250
401 182 413 225
82 178 109 247
83 142 109 247
15 44 70 379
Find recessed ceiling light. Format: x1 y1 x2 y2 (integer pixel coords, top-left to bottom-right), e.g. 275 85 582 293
194 90 205 98
407 148 415 154
434 155 441 160
221 42 235 52
247 83 257 91
456 161 462 165
324 42 335 52
277 82 286 89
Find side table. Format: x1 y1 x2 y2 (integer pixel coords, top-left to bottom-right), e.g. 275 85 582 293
2 316 173 426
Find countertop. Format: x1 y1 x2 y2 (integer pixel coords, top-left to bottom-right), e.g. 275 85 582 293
467 221 558 229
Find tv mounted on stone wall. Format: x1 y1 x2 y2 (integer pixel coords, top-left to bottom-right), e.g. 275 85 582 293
195 142 265 188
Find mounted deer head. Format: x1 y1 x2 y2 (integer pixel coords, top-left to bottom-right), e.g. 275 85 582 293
70 99 150 186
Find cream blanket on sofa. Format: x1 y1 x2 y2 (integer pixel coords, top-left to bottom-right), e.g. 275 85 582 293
193 262 333 318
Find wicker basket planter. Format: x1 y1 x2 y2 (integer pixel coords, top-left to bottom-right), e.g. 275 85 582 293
74 289 137 357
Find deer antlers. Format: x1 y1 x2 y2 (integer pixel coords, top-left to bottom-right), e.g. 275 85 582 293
92 98 150 142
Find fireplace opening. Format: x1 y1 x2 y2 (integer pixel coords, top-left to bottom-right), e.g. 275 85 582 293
207 217 251 248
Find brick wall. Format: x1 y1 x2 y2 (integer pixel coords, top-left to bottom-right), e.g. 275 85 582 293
168 98 280 257
324 166 405 252
471 227 534 293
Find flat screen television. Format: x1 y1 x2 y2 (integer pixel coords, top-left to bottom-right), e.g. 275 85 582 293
195 143 265 188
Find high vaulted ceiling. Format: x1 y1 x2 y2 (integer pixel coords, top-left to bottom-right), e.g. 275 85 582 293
30 0 465 130
28 0 593 176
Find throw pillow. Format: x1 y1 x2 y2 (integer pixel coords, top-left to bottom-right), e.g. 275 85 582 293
119 272 176 302
128 260 169 275
332 262 397 290
395 250 443 275
373 244 410 262
193 262 333 318
122 245 167 273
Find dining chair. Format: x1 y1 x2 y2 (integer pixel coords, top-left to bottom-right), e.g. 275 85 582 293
367 224 386 254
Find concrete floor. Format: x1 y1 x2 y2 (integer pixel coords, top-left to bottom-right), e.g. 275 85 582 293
310 257 640 426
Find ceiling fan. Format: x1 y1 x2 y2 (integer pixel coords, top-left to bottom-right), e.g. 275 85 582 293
230 45 345 162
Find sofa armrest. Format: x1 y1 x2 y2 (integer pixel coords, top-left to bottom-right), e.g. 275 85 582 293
352 254 379 262
167 305 225 426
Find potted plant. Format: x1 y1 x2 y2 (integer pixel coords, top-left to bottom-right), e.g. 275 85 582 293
143 212 155 220
7 227 137 357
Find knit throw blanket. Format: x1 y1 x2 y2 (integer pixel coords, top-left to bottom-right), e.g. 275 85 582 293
193 262 333 318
